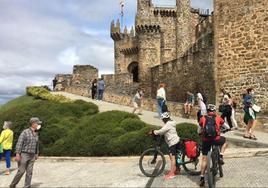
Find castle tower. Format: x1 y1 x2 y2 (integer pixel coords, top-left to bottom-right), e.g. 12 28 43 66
176 0 191 58
110 19 123 74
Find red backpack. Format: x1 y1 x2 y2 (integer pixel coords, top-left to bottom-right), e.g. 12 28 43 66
185 141 199 158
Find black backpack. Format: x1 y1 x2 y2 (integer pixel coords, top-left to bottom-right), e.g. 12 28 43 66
203 115 217 139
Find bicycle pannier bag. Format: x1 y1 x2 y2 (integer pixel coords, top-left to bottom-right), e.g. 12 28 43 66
204 116 217 138
185 141 198 158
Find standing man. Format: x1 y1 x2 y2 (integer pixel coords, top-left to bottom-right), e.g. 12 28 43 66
52 77 57 91
10 117 42 188
97 77 105 101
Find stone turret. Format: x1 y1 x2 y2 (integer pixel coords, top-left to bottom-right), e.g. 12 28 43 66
176 0 191 58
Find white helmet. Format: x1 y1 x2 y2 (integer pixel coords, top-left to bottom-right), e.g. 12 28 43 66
161 112 170 119
207 104 216 112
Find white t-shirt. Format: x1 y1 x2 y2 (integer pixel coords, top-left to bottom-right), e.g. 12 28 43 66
157 87 166 100
197 93 207 115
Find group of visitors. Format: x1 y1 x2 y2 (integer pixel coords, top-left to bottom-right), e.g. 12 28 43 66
90 78 105 100
150 104 228 185
0 117 41 188
150 86 260 185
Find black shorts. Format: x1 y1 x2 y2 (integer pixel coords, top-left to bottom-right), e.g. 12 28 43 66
169 142 182 156
202 136 226 156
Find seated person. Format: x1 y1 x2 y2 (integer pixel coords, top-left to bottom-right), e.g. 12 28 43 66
184 92 195 116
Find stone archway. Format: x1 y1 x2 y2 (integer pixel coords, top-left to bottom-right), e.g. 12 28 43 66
128 62 139 82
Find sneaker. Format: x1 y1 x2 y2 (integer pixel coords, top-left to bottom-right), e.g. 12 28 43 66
164 172 175 180
5 170 10 175
199 177 205 187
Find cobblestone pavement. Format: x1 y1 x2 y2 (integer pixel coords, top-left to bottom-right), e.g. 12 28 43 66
0 156 267 187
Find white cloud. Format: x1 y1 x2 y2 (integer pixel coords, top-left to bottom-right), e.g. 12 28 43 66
58 47 80 66
0 0 213 104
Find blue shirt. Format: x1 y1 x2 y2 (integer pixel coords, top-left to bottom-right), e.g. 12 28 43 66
98 80 105 90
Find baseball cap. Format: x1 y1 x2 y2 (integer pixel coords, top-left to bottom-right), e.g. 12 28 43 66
29 117 42 125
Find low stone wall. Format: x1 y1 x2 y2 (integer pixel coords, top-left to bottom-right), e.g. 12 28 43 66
103 91 197 118
102 91 268 130
65 86 89 97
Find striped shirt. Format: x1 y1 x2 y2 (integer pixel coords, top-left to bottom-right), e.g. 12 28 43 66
16 128 39 154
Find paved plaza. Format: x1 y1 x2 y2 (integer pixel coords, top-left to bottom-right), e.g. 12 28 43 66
0 153 268 187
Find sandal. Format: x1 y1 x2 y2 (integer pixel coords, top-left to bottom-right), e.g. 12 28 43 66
243 135 251 139
250 135 257 140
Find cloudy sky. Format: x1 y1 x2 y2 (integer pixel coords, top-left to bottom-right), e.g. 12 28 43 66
0 0 213 104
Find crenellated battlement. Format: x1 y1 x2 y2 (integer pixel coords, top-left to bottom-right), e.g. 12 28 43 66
153 8 177 17
135 24 161 34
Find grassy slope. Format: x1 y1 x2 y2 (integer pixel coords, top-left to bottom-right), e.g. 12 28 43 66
0 95 38 113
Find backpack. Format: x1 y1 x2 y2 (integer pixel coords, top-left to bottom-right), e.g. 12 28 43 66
185 141 200 158
203 115 217 138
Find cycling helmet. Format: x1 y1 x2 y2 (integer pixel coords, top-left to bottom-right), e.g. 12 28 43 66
161 112 170 119
207 104 216 112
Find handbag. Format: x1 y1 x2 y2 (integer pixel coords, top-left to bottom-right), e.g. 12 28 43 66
0 144 3 153
252 104 261 112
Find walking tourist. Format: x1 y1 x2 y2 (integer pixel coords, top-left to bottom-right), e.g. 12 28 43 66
228 93 238 130
91 79 98 99
243 88 260 140
156 83 166 118
0 121 14 175
184 91 195 117
150 112 180 180
132 89 144 115
97 78 105 100
10 117 42 188
196 92 207 122
219 93 233 130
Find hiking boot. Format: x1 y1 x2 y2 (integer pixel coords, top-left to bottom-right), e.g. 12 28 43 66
199 177 205 187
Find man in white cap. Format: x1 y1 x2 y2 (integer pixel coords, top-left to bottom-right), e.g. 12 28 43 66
10 117 42 188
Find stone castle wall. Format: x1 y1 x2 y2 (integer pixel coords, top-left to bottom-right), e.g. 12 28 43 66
151 16 215 103
54 65 98 97
214 0 268 109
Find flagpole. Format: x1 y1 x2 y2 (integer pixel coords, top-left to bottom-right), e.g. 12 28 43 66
120 1 124 31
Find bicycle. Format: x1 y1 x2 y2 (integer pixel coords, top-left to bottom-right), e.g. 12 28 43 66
207 144 224 188
139 134 201 177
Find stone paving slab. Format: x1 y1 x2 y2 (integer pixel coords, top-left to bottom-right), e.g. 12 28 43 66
53 92 268 148
1 154 268 187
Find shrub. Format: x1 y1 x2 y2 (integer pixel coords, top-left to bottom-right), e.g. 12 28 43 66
0 95 98 155
176 123 200 143
26 86 71 103
119 118 146 132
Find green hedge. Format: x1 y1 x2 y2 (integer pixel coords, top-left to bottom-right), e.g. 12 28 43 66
26 86 71 103
0 96 99 154
0 95 199 157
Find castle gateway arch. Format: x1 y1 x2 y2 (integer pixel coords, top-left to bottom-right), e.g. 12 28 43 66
127 62 139 82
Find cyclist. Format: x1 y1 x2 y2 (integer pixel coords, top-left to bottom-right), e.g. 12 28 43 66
150 112 180 180
198 104 228 187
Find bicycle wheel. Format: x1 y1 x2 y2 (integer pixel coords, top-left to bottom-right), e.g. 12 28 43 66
207 151 216 188
139 148 166 177
181 153 201 176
